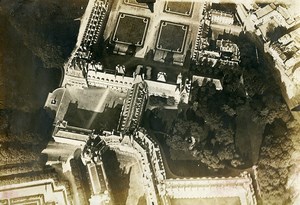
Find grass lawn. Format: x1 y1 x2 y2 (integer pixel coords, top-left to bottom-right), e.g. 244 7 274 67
164 1 193 16
113 13 149 46
235 103 265 164
157 21 188 53
169 148 194 160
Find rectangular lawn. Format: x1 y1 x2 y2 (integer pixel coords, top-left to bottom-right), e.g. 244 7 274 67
112 13 149 46
164 1 194 16
156 21 188 53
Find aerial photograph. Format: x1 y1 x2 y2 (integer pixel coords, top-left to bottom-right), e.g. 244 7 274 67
0 0 300 204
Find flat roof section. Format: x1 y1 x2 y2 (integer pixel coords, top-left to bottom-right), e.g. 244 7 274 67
170 197 241 205
254 4 274 19
156 21 189 53
164 1 194 17
87 163 107 195
0 179 68 205
112 13 150 47
42 141 80 163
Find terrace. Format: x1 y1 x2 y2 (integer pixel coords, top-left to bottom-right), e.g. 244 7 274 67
92 38 189 83
123 0 148 8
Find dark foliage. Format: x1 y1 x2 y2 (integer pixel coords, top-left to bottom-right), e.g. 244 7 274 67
266 24 288 43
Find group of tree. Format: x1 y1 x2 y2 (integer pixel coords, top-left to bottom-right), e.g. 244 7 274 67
1 0 88 69
0 110 49 167
161 32 292 173
233 30 295 205
257 119 294 205
0 162 43 177
164 79 246 170
286 120 300 205
0 142 41 166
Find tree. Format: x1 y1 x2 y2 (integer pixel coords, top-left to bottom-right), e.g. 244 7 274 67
167 97 175 106
214 128 234 145
222 104 236 117
216 144 235 161
166 134 189 151
171 118 209 143
243 69 267 96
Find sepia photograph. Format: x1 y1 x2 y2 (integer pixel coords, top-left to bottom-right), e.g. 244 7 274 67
0 0 300 204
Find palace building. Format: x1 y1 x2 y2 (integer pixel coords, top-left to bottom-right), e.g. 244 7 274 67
2 1 259 204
